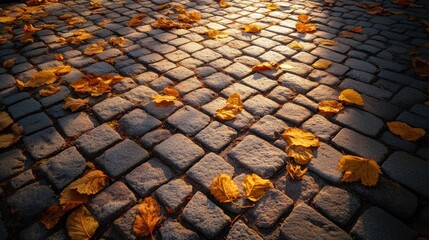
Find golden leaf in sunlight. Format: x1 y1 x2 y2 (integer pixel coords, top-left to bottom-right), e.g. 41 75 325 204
3 57 16 69
66 30 93 45
40 205 66 230
66 16 86 25
350 26 363 33
133 197 161 239
66 206 98 240
0 16 15 24
23 24 42 34
40 85 61 97
0 112 13 131
26 71 57 88
338 89 364 106
318 100 344 115
68 170 109 195
63 97 89 112
109 36 125 47
152 17 193 29
319 39 337 46
152 95 177 105
242 173 273 202
50 65 72 75
339 31 353 38
288 40 304 50
178 12 201 23
286 145 314 165
70 73 122 96
387 121 425 141
286 163 308 180
338 155 381 187
412 57 429 77
84 43 104 56
90 1 103 7
266 3 278 10
219 0 231 7
215 93 243 121
54 53 64 61
210 173 241 203
296 21 316 33
252 62 279 72
281 128 320 148
244 24 262 33
312 59 332 70
206 29 229 39
298 14 309 23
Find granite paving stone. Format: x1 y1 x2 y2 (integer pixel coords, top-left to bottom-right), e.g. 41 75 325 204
167 106 210 136
155 179 193 213
226 220 263 240
390 87 428 110
160 219 200 240
112 206 138 240
57 112 96 138
8 169 34 191
278 73 318 94
195 121 237 152
332 108 384 137
243 94 280 117
17 112 53 136
275 102 312 126
119 109 161 137
75 123 122 157
23 127 65 160
0 149 26 181
143 100 183 120
92 96 134 122
241 73 278 93
7 98 42 120
309 143 343 183
202 72 234 91
339 78 392 100
249 115 288 142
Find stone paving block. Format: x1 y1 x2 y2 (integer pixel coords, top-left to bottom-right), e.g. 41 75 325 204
311 47 347 62
92 96 134 122
228 135 286 178
167 106 210 136
187 153 234 192
308 69 340 86
57 112 96 138
275 169 324 201
160 219 200 240
112 78 137 94
179 42 204 53
183 88 217 107
87 181 136 225
123 85 157 105
243 94 280 117
278 73 318 94
250 115 288 141
45 229 67 240
368 56 407 72
339 78 392 100
149 76 174 92
164 66 194 82
396 111 429 129
242 73 277 92
67 56 96 68
351 207 418 240
95 139 148 179
306 84 338 102
332 128 388 163
119 109 161 137
140 129 171 149
347 177 418 219
156 179 193 213
221 83 258 100
226 220 263 240
344 58 377 74
195 121 237 152
3 92 30 106
313 186 361 227
18 222 50 240
192 48 222 63
134 71 158 85
361 94 399 121
112 205 137 240
382 151 429 199
17 112 53 136
346 69 376 83
7 98 42 120
83 62 115 75
0 74 15 90
39 86 70 108
5 182 57 222
202 72 234 91
149 60 176 73
302 115 340 141
75 123 121 157
390 87 427 109
280 203 352 240
0 149 26 181
8 169 34 190
275 102 312 126
23 127 65 160
125 158 174 198
38 147 86 190
182 191 230 239
143 100 183 120
309 142 343 183
410 104 429 119
154 134 205 172
381 131 417 152
175 77 202 95
223 62 252 79
247 189 294 228
332 107 384 137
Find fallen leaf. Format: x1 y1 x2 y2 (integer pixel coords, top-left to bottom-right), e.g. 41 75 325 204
298 14 309 23
219 0 231 7
319 39 337 46
266 3 278 10
152 95 177 105
59 187 88 212
84 43 104 55
206 29 229 39
412 57 429 77
178 12 201 23
90 1 103 7
63 97 89 112
109 36 125 47
163 87 180 97
70 73 122 96
350 26 362 33
312 59 332 70
66 16 86 25
338 155 381 186
215 93 243 121
0 112 13 131
0 134 21 149
19 34 34 43
289 40 304 50
55 53 64 61
252 62 279 72
152 17 193 29
296 21 317 33
210 173 241 203
39 23 58 29
66 30 93 45
133 197 161 240
281 128 320 148
40 85 61 97
40 205 66 229
3 57 16 69
0 16 15 24
16 80 25 90
0 36 8 44
66 206 98 240
338 89 364 106
286 145 314 165
339 31 353 38
387 121 425 141
23 24 42 34
11 123 23 135
128 18 142 27
68 170 109 195
25 71 57 88
242 173 273 202
318 100 344 114
244 24 262 33
286 163 308 180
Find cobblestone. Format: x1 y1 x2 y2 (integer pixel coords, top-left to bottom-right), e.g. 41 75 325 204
57 112 96 138
23 127 65 160
227 220 263 240
160 219 200 240
92 96 134 122
119 109 161 137
278 73 318 94
75 124 121 157
167 106 210 136
0 150 26 181
17 112 52 136
332 108 384 137
155 178 192 213
275 102 312 126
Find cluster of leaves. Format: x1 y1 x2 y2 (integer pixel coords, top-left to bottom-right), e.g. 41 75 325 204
295 14 316 33
70 73 123 97
152 87 180 106
16 65 72 89
317 89 364 115
205 29 229 39
151 4 201 29
0 112 23 149
57 29 93 45
215 93 243 121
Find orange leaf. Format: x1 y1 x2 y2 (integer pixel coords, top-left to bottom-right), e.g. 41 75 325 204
0 133 21 149
16 80 25 91
219 0 231 7
66 206 98 240
210 173 241 203
338 89 364 106
286 145 314 165
350 26 362 33
109 36 125 47
3 57 16 69
286 163 308 180
318 100 344 115
63 97 89 112
339 31 353 38
288 40 304 50
66 16 86 25
0 16 15 24
244 24 262 33
59 187 88 212
55 53 64 61
68 170 109 195
0 111 13 131
312 59 332 70
90 1 103 7
84 43 104 55
40 205 66 230
133 197 161 239
387 121 425 141
242 173 272 202
412 57 429 77
296 22 316 33
25 71 57 88
252 62 279 72
163 87 180 97
266 3 278 10
128 18 142 27
206 29 229 39
215 93 243 121
152 95 177 105
40 85 61 97
23 24 42 34
298 14 309 23
338 155 381 186
70 73 122 96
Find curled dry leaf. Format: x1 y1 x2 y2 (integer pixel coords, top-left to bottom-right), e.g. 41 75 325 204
338 88 364 106
152 87 180 105
244 24 262 33
40 85 61 97
281 128 320 148
318 100 344 115
178 12 201 23
219 0 231 7
66 16 86 25
286 145 314 165
242 173 273 202
68 170 109 195
312 59 332 70
206 29 229 39
84 43 104 55
3 57 16 69
133 197 161 240
40 205 66 229
266 3 278 10
64 30 93 45
387 121 425 141
412 57 429 77
319 39 337 46
23 24 42 34
338 155 381 187
109 36 125 47
286 163 308 180
215 93 243 121
55 53 64 61
0 16 16 24
63 97 89 112
288 40 304 50
66 206 99 240
210 173 241 203
252 62 279 72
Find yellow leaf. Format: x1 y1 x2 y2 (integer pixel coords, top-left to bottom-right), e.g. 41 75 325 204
66 206 98 240
298 14 309 23
40 85 61 97
39 23 58 29
215 93 243 121
133 197 161 239
219 0 231 7
244 24 262 33
319 39 337 46
59 187 88 212
40 205 66 230
286 145 313 165
186 12 201 22
318 100 344 115
338 155 381 187
288 40 304 50
281 128 320 148
387 121 425 141
266 3 278 10
0 16 15 24
55 53 64 61
90 1 103 7
312 59 332 70
0 112 13 131
252 62 279 72
3 57 16 69
50 65 72 75
84 43 104 55
286 163 308 180
242 173 273 202
152 95 177 105
296 22 317 33
68 170 109 195
206 29 229 39
210 173 241 203
338 89 364 106
16 80 25 91
70 73 122 96
412 57 429 77
66 17 86 25
25 71 57 88
63 97 89 112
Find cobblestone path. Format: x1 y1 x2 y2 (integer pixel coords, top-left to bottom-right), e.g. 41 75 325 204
1 0 429 239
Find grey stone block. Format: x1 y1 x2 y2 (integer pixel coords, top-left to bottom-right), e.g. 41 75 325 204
275 102 312 126
332 108 384 137
23 127 65 160
7 98 42 120
156 179 193 213
76 124 122 157
226 220 263 240
250 115 288 142
57 112 96 138
195 121 237 152
167 106 210 136
302 115 340 142
119 109 161 137
92 96 134 122
278 73 318 94
243 94 280 117
160 219 200 240
0 149 26 181
309 142 343 183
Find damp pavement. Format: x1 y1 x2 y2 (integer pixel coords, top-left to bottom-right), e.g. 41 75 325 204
0 0 429 239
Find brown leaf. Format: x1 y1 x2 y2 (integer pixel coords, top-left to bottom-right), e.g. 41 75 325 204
319 39 337 46
252 62 279 72
210 173 241 203
84 43 104 55
128 18 142 27
63 97 89 112
70 73 122 96
25 71 57 88
281 128 320 148
339 31 353 38
286 145 314 165
242 173 272 202
286 163 308 180
215 93 243 121
318 100 344 115
152 95 177 105
133 197 161 239
40 205 66 229
54 53 64 61
59 187 88 212
338 155 381 186
40 85 61 97
90 1 103 7
219 0 231 7
66 206 98 240
350 26 362 33
338 89 364 106
23 24 42 34
412 57 429 77
68 170 109 195
312 59 332 70
163 87 180 97
66 16 86 25
387 121 425 141
109 36 125 47
296 21 316 33
0 111 13 131
0 134 21 149
244 24 262 33
3 57 16 69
